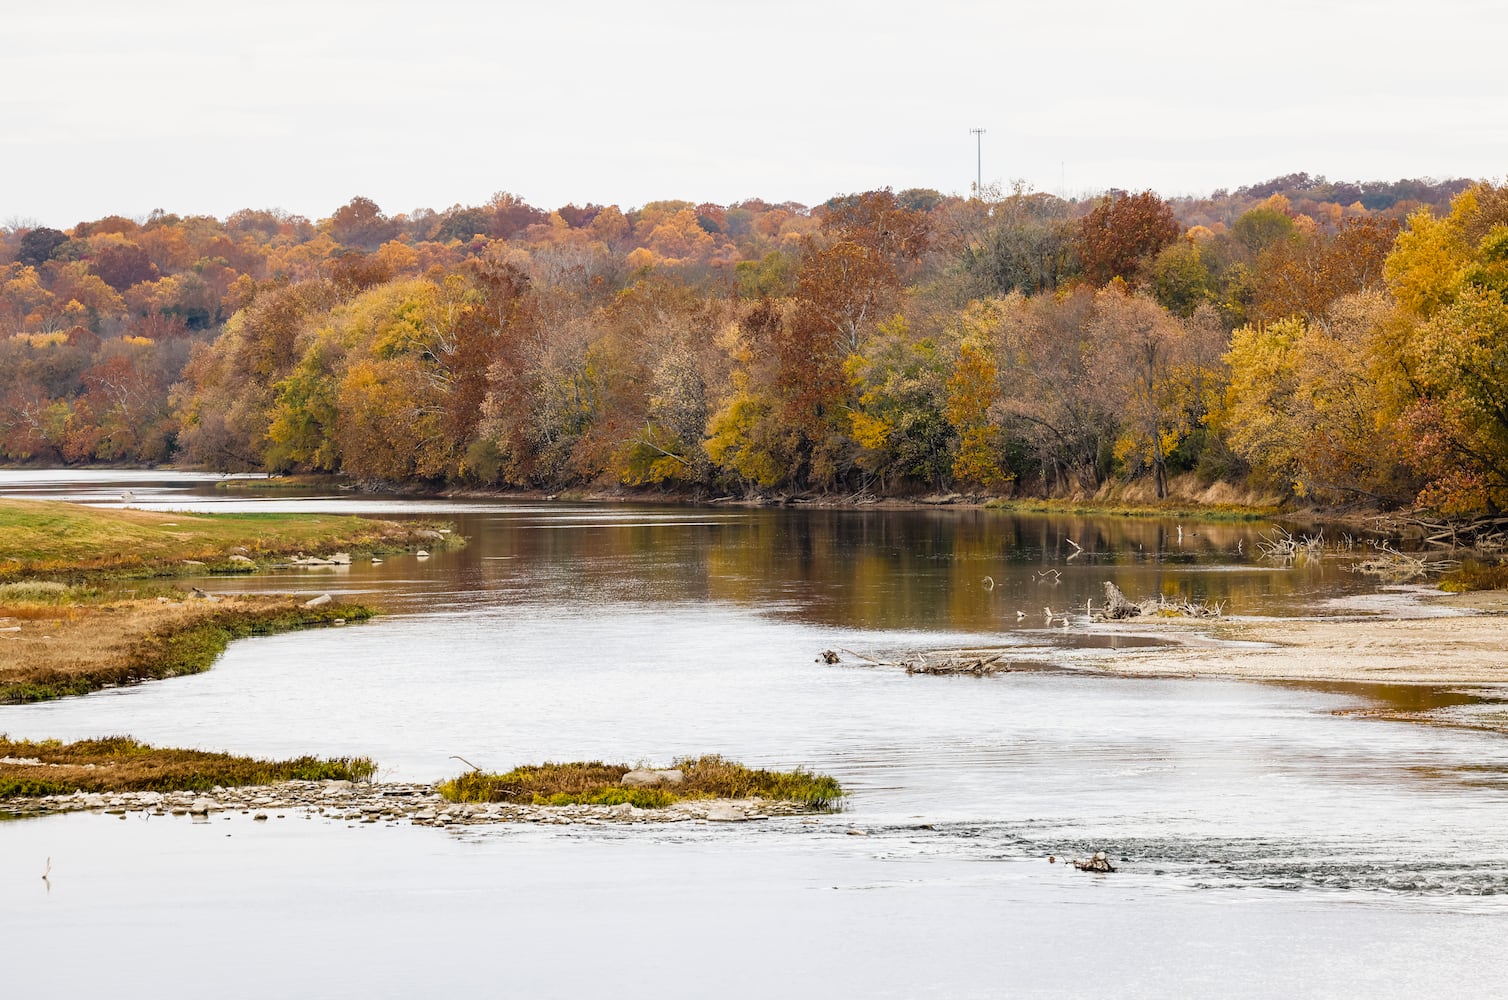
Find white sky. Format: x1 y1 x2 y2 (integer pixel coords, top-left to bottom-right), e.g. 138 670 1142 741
6 0 1506 227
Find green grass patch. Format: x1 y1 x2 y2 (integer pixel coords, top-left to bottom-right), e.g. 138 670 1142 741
0 735 376 797
438 755 843 810
1439 559 1508 593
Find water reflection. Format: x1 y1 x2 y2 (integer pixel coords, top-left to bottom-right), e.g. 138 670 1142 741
176 505 1386 632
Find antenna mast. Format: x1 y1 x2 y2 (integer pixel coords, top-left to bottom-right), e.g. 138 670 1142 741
969 127 986 198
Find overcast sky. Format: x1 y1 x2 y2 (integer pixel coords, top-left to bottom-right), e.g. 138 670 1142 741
6 0 1505 227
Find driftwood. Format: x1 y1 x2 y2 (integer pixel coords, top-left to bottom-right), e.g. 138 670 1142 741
903 652 1011 676
1097 581 1222 621
1387 514 1508 552
1071 851 1117 873
1257 526 1326 564
819 648 1011 676
1101 581 1142 619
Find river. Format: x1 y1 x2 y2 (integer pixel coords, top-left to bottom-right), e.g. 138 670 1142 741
2 470 1506 998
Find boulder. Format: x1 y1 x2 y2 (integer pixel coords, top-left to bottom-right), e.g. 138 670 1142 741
303 594 333 609
704 802 747 822
620 768 685 788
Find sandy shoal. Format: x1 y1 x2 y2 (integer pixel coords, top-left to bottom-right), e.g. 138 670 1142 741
1076 591 1508 686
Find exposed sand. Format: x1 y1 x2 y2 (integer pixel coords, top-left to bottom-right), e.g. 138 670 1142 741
1075 590 1508 686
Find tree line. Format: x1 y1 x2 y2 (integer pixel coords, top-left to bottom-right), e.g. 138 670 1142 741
2 173 1504 515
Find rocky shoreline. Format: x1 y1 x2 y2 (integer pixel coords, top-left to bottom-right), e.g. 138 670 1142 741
1 779 826 826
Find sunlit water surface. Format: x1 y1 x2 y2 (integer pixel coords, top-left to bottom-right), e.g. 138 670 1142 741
3 470 1506 998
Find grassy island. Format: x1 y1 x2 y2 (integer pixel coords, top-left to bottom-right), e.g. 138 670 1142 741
0 498 448 581
0 735 375 798
0 497 454 702
438 755 844 810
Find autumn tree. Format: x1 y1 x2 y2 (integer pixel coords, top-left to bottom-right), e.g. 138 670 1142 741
1087 287 1201 497
1075 191 1180 285
783 190 931 440
845 318 955 491
327 196 398 250
1218 291 1414 504
17 228 68 268
987 289 1116 493
1382 183 1508 512
958 190 1077 298
944 335 1012 489
1250 216 1399 324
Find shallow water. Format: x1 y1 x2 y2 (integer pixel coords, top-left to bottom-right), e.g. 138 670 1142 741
3 470 1507 997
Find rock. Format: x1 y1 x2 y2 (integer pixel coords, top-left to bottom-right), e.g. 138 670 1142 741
704 802 748 822
416 549 430 558
188 798 213 816
228 554 254 564
231 546 250 556
415 529 444 541
620 768 685 788
303 594 333 609
329 552 351 565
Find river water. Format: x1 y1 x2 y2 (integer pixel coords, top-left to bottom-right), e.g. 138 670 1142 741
2 470 1506 998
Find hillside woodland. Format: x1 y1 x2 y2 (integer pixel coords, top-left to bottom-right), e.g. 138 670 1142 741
3 173 1506 515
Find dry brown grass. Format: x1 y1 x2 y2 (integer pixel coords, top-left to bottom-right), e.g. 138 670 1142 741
0 593 371 702
0 735 375 797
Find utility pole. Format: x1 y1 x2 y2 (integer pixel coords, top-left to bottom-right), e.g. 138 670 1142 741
969 127 985 198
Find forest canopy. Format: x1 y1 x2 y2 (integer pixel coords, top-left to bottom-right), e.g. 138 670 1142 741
2 173 1503 515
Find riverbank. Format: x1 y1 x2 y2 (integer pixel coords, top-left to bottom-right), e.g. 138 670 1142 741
0 498 453 701
0 592 372 702
0 497 451 581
